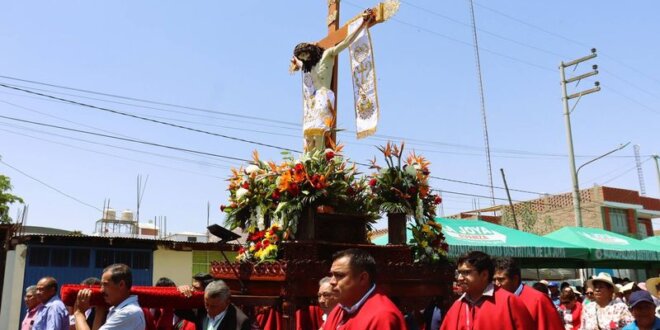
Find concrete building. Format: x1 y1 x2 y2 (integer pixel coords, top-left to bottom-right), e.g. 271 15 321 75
449 185 659 237
0 229 238 329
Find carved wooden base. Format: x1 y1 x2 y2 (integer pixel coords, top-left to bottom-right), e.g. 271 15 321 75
211 242 455 330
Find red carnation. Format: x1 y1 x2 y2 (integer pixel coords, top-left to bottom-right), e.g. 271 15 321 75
263 239 270 247
294 163 304 173
369 178 377 187
287 184 300 196
271 190 280 200
408 186 418 195
242 182 249 189
434 195 442 204
325 151 335 161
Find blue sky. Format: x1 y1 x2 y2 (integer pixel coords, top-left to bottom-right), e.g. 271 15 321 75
1 1 658 234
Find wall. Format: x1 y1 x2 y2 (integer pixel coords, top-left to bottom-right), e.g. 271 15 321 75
0 244 26 330
152 247 192 286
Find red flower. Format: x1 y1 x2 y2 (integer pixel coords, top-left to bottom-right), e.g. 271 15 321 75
271 190 280 200
287 183 300 196
434 195 442 204
325 151 335 161
408 186 418 195
294 163 304 173
255 242 263 250
263 239 270 247
220 205 226 212
242 181 249 189
347 187 355 195
369 178 377 187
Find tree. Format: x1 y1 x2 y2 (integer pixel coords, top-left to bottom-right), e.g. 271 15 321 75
0 174 24 224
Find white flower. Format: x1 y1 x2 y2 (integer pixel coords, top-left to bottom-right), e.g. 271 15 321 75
236 187 249 200
245 165 260 174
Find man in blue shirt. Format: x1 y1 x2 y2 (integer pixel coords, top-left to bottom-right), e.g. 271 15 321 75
623 290 660 330
32 276 69 330
73 263 145 330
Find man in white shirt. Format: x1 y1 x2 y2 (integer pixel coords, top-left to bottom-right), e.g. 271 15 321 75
72 263 145 330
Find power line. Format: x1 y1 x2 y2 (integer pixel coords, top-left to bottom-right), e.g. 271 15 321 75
0 125 230 178
1 78 651 159
0 83 300 153
0 75 299 127
0 158 102 212
0 114 251 163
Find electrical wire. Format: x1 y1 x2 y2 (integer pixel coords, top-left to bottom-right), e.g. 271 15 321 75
0 158 102 212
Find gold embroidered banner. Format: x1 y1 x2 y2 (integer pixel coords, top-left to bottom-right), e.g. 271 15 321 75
348 19 379 139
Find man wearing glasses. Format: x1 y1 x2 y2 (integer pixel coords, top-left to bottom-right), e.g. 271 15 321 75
441 251 534 330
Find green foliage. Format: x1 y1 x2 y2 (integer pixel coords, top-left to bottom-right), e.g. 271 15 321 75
0 174 24 224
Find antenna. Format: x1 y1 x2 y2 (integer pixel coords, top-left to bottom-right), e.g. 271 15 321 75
634 145 646 196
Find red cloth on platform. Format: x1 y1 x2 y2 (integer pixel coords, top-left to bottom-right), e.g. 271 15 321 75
322 290 407 330
60 285 204 309
440 287 534 330
517 285 563 330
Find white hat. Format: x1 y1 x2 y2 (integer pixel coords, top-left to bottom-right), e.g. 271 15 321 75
646 277 660 297
587 272 618 293
570 286 582 296
620 282 636 293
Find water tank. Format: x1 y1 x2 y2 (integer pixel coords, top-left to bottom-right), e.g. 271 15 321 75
121 209 134 221
104 208 116 220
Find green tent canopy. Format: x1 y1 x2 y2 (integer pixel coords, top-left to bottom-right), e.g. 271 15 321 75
544 227 660 268
372 218 589 267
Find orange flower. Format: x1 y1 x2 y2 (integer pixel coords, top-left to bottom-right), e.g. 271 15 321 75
278 170 292 192
293 163 306 183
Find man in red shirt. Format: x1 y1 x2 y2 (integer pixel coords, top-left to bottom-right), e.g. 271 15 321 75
322 248 407 330
440 251 534 330
493 257 563 330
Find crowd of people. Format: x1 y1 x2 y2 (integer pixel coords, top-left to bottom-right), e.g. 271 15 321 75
19 249 660 330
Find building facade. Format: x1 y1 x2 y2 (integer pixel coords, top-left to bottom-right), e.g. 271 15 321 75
450 185 659 237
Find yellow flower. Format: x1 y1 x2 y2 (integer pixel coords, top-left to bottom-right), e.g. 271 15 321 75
422 224 431 234
420 240 428 248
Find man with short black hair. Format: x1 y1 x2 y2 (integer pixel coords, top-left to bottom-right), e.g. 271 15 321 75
322 248 406 329
441 251 534 330
493 257 563 330
33 276 69 330
73 263 145 330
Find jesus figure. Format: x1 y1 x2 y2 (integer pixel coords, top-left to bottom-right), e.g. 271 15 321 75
290 9 374 152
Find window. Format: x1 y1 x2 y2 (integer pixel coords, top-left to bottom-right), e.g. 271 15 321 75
28 247 50 266
132 251 151 269
187 236 197 242
51 248 70 267
637 222 648 238
114 250 132 266
71 249 90 267
609 209 629 234
95 250 114 268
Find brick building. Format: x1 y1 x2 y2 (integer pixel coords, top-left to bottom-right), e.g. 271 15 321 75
449 185 659 238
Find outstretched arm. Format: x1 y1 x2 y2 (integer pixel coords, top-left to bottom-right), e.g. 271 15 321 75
326 9 375 56
289 56 302 74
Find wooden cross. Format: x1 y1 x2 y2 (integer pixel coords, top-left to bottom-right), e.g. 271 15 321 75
316 0 399 144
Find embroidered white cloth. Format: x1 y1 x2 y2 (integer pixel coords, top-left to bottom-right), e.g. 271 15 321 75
348 19 379 139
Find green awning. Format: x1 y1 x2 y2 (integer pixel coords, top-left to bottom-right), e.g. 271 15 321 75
643 236 660 247
544 227 660 268
372 218 589 266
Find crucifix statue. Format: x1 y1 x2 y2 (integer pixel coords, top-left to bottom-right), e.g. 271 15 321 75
290 0 400 152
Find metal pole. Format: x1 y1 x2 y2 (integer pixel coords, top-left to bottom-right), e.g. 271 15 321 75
560 62 583 227
654 155 660 195
500 168 519 230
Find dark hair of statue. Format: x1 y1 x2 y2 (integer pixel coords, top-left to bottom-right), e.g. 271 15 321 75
294 43 325 73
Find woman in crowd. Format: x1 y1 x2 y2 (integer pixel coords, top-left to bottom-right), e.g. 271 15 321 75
558 289 582 329
580 273 633 330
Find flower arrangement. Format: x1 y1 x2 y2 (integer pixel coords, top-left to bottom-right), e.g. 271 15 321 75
237 224 285 262
221 146 377 262
369 141 447 263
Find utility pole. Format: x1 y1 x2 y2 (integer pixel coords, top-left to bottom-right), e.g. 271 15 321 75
653 155 660 196
560 48 600 227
